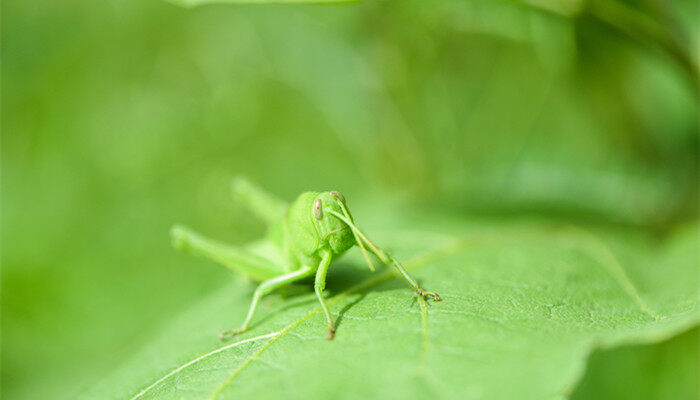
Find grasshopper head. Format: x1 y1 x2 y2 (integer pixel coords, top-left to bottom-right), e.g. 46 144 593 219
312 191 355 254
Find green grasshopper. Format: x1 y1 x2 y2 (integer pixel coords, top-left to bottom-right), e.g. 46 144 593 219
171 178 440 340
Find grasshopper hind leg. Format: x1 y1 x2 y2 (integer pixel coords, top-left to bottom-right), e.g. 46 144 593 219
170 225 284 281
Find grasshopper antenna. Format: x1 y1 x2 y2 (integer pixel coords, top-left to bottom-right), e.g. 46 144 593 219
333 201 376 272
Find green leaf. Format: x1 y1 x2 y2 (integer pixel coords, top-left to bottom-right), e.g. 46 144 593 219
170 0 358 7
76 213 699 400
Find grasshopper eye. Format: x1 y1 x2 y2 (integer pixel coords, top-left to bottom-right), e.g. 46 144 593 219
313 198 323 220
330 191 345 204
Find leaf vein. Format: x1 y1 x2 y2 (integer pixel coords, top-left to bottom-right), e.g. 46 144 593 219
129 331 279 400
564 227 662 321
417 296 430 372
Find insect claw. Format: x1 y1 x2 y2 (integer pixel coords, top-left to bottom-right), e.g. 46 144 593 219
425 291 441 302
416 288 441 302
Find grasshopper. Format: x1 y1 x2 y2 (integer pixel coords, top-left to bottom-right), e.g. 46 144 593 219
171 178 440 340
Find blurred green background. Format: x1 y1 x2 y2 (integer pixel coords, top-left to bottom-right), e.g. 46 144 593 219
2 0 698 399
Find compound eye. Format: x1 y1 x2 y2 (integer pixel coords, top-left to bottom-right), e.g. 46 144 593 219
313 198 323 220
330 191 346 204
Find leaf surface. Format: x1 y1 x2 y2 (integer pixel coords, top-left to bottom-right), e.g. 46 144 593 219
77 213 699 400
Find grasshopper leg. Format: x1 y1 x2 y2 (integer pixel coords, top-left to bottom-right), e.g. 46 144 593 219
220 266 314 340
327 209 441 302
314 251 336 340
367 247 441 302
388 256 441 302
171 225 283 281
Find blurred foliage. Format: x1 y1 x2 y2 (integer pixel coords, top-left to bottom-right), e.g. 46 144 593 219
572 327 699 400
1 0 698 399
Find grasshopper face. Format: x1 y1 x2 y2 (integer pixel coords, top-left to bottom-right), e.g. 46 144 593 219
312 191 355 255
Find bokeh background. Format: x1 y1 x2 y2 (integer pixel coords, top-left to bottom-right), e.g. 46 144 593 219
2 0 698 399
